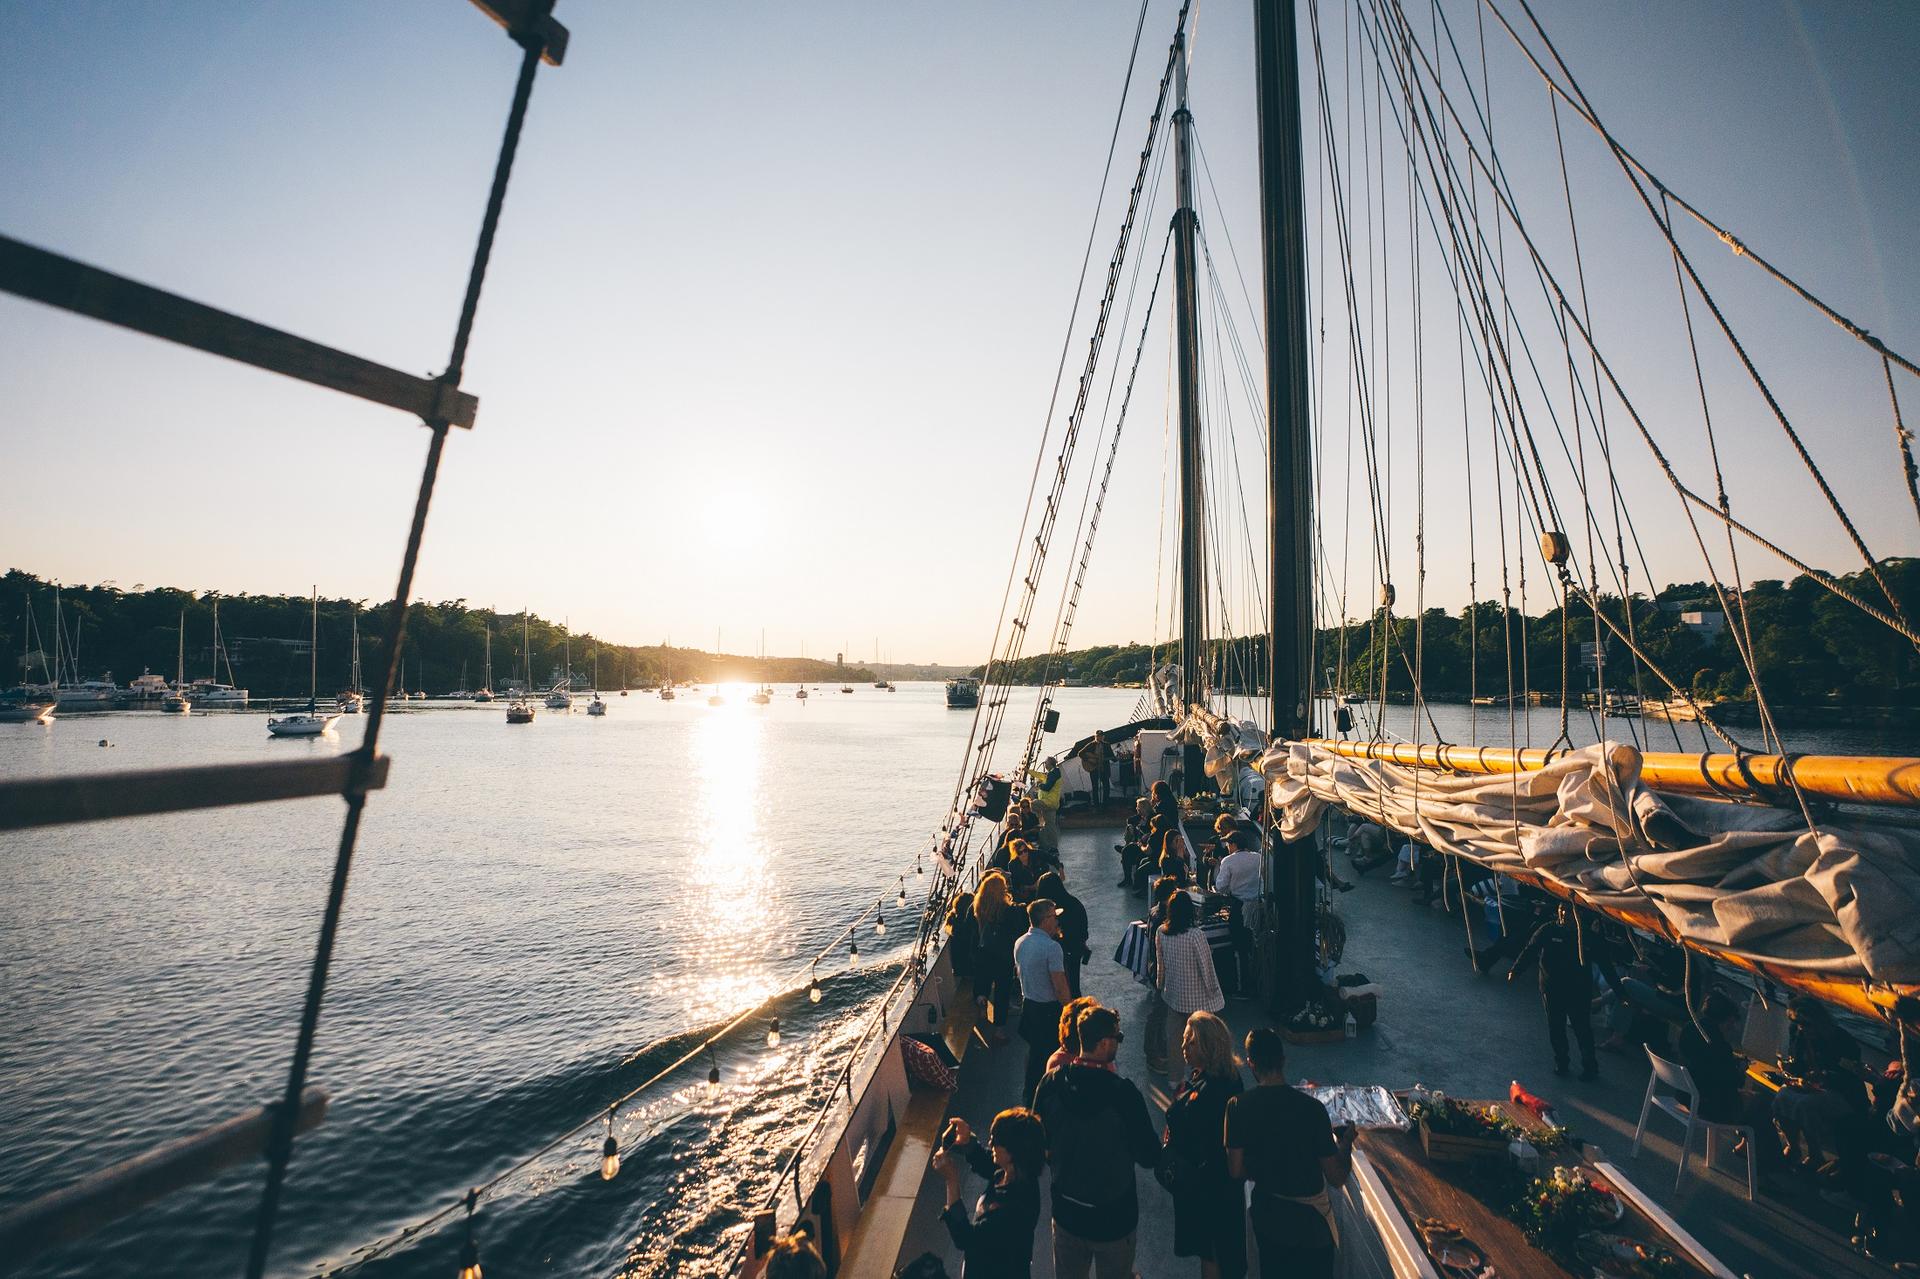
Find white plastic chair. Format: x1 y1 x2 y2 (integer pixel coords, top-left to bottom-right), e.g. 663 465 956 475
1631 1046 1757 1199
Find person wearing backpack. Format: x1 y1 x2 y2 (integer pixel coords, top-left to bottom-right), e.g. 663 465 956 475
1031 1006 1161 1279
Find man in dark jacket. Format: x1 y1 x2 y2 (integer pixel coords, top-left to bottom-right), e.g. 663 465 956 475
1035 871 1091 996
1510 903 1604 1079
1032 1006 1160 1279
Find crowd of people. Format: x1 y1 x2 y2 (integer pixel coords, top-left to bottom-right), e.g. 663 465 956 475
911 774 1357 1279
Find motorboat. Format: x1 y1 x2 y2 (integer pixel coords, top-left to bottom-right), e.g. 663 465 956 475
749 687 771 705
162 691 191 714
336 692 363 714
659 686 676 701
544 688 572 710
505 699 535 724
794 685 809 700
587 693 607 716
188 680 249 707
55 679 119 708
944 676 979 708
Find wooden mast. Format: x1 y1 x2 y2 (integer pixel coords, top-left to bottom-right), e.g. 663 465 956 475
1255 0 1318 1011
1170 32 1209 795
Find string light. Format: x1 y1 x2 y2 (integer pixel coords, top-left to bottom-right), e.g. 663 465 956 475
896 878 908 910
874 901 887 935
600 1109 621 1181
766 1017 781 1049
705 1042 721 1093
808 965 823 1004
849 937 861 968
457 1189 483 1279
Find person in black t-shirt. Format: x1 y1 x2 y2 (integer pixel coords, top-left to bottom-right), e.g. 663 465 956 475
935 1108 1047 1279
1162 1011 1246 1279
1225 1027 1354 1279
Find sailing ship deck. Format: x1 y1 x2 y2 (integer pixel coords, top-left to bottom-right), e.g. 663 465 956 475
870 822 1886 1278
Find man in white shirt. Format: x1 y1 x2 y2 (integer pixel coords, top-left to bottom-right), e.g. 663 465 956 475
1213 829 1263 903
1014 899 1072 1103
1212 830 1263 999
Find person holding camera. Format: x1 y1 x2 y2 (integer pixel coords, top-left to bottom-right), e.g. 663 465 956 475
934 1109 1048 1279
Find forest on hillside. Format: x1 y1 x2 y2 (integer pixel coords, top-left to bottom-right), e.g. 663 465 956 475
975 560 1920 709
1 571 873 697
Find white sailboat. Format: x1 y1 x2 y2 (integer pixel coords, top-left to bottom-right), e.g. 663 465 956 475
267 587 341 737
544 625 572 709
506 612 536 723
474 628 494 702
1 590 57 723
189 599 249 706
162 610 191 713
587 652 607 715
337 610 364 713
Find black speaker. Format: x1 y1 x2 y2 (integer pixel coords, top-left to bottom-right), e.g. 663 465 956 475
1043 708 1061 734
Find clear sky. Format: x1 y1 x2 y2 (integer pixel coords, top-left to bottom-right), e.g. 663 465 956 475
3 1 1916 664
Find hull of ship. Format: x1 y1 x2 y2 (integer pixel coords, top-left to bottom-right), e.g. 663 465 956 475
266 714 340 737
0 703 57 724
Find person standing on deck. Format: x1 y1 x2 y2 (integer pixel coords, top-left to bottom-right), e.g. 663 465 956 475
1036 870 1090 997
1162 1011 1247 1279
1155 892 1225 1088
973 872 1021 1043
1030 757 1065 856
1509 902 1603 1080
1016 899 1073 1103
1033 1006 1161 1279
1078 730 1114 807
1226 1028 1354 1279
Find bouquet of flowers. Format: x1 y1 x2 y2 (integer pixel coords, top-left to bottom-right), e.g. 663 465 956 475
1508 1165 1626 1256
1404 1092 1522 1143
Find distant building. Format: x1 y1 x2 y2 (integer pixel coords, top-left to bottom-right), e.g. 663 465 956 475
1679 610 1726 641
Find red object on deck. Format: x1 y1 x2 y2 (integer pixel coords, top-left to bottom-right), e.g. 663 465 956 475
1509 1080 1556 1123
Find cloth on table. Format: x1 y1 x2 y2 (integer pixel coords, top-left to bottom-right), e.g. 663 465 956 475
1114 915 1232 985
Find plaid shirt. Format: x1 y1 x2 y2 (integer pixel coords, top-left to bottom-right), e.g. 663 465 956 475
1156 926 1224 1014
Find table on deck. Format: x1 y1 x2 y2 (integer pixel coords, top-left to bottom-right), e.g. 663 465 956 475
1112 910 1234 984
1351 1097 1738 1279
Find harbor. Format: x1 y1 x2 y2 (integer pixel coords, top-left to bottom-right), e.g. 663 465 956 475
5 0 1920 1277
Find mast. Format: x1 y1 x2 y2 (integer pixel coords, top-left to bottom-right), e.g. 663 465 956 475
1170 32 1208 793
308 585 318 708
176 609 185 687
1254 0 1317 1011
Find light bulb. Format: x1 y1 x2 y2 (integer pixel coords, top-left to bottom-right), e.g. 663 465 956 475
916 860 924 877
897 881 909 910
874 914 887 936
808 976 823 1004
458 1239 483 1279
707 1065 721 1091
849 939 861 968
601 1134 621 1181
766 1017 781 1049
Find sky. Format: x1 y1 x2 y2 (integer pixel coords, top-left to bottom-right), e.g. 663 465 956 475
2 1 1916 665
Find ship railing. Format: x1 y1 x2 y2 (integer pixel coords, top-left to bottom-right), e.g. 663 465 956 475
0 2 565 1271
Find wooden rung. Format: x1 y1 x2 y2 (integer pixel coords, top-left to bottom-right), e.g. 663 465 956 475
467 0 570 64
0 1087 327 1261
0 235 478 429
0 754 390 832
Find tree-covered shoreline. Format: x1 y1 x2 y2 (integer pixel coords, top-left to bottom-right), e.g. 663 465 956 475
974 560 1920 712
2 571 874 697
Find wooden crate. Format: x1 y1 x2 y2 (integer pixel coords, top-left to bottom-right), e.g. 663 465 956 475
1285 1026 1346 1045
1418 1117 1509 1164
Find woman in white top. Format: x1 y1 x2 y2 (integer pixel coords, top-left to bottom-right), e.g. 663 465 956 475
1156 891 1224 1086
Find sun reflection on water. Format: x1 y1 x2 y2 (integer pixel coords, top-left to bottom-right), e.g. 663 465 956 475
657 700 778 1022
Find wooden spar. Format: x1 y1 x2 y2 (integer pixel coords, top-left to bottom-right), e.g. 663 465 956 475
1308 737 1920 809
1305 736 1919 1019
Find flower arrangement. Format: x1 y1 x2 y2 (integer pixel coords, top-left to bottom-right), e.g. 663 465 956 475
1287 1002 1340 1032
1405 1093 1522 1143
1507 1165 1626 1256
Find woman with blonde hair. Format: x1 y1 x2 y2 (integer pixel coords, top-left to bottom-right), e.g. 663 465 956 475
1160 1010 1245 1278
973 871 1020 1040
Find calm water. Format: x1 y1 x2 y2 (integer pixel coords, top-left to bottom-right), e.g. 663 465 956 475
2 685 1908 1278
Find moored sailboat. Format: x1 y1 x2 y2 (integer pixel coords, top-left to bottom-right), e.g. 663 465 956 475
266 587 341 738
